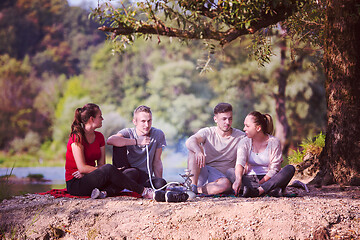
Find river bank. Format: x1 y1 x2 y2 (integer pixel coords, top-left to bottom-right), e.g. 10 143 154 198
1 182 359 239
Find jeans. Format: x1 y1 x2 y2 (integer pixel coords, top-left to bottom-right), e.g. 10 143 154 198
112 146 167 189
66 164 144 197
226 165 295 194
260 165 295 193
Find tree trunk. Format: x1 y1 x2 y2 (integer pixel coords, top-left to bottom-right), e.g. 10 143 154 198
314 0 360 186
275 39 291 156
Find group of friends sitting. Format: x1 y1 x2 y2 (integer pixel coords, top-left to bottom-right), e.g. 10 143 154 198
65 102 295 202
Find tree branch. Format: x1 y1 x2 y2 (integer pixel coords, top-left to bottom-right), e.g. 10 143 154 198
98 2 303 45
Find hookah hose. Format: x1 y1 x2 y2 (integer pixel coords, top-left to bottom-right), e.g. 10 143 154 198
145 145 181 191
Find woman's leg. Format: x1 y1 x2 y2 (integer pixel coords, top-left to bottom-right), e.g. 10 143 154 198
122 168 140 183
260 165 295 194
67 164 144 196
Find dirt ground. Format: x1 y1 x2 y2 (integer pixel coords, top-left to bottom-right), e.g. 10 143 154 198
0 178 359 240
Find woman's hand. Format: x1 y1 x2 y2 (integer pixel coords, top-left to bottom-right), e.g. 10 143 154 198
72 170 84 179
259 175 271 184
232 179 242 196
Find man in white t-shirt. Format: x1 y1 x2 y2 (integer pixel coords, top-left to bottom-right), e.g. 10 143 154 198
185 103 245 195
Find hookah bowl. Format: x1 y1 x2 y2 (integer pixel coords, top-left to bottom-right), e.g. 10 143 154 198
180 169 196 200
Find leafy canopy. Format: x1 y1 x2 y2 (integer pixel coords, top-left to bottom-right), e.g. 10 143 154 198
90 0 327 69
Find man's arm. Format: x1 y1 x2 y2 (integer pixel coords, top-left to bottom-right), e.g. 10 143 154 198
107 133 149 146
152 148 163 178
185 134 206 168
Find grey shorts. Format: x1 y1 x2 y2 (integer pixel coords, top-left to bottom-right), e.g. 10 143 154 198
197 165 227 187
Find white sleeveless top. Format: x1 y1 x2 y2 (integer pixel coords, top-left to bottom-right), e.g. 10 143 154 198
247 144 270 175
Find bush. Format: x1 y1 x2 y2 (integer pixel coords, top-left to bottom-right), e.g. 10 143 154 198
27 173 44 180
287 132 325 164
9 131 41 155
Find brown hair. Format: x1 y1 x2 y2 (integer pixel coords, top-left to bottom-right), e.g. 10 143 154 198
248 111 274 135
213 103 233 115
133 105 152 116
70 103 100 143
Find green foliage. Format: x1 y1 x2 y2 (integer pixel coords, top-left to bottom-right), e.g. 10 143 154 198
0 0 105 153
9 131 41 155
0 54 47 149
0 151 64 167
287 132 325 164
49 76 92 159
55 76 90 119
27 173 44 180
91 0 309 63
284 0 325 50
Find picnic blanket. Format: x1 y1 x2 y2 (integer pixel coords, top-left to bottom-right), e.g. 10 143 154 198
37 188 141 199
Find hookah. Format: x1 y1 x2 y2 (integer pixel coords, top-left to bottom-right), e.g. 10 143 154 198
179 168 196 200
145 145 196 200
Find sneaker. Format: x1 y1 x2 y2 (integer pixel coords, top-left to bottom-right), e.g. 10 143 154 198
191 184 198 194
267 187 283 197
91 188 107 199
242 186 259 198
165 191 189 202
154 190 166 202
142 188 155 199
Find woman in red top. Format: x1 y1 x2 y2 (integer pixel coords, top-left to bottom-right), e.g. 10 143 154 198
65 103 154 199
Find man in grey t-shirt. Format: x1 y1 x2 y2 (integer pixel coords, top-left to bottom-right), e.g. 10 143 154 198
185 103 245 195
107 105 167 189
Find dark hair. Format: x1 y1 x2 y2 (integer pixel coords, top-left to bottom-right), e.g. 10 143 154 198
213 103 233 115
248 111 274 135
133 105 152 116
70 103 100 143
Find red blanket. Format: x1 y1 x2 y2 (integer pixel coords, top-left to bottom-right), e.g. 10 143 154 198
37 188 141 199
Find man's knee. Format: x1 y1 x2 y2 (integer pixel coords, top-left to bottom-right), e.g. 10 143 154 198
216 177 232 192
153 178 167 189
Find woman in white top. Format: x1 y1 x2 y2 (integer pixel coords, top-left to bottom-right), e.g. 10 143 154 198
228 111 295 197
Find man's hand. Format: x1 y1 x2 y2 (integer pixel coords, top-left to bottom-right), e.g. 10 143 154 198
195 151 206 168
137 135 150 146
72 171 84 179
232 179 242 196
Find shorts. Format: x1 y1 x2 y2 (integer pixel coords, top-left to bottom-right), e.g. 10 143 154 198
197 165 227 187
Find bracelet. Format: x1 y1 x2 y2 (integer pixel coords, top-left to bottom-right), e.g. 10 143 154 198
135 138 138 145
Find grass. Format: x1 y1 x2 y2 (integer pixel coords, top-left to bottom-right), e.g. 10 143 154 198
0 151 115 168
0 151 65 168
0 165 15 201
287 132 325 164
